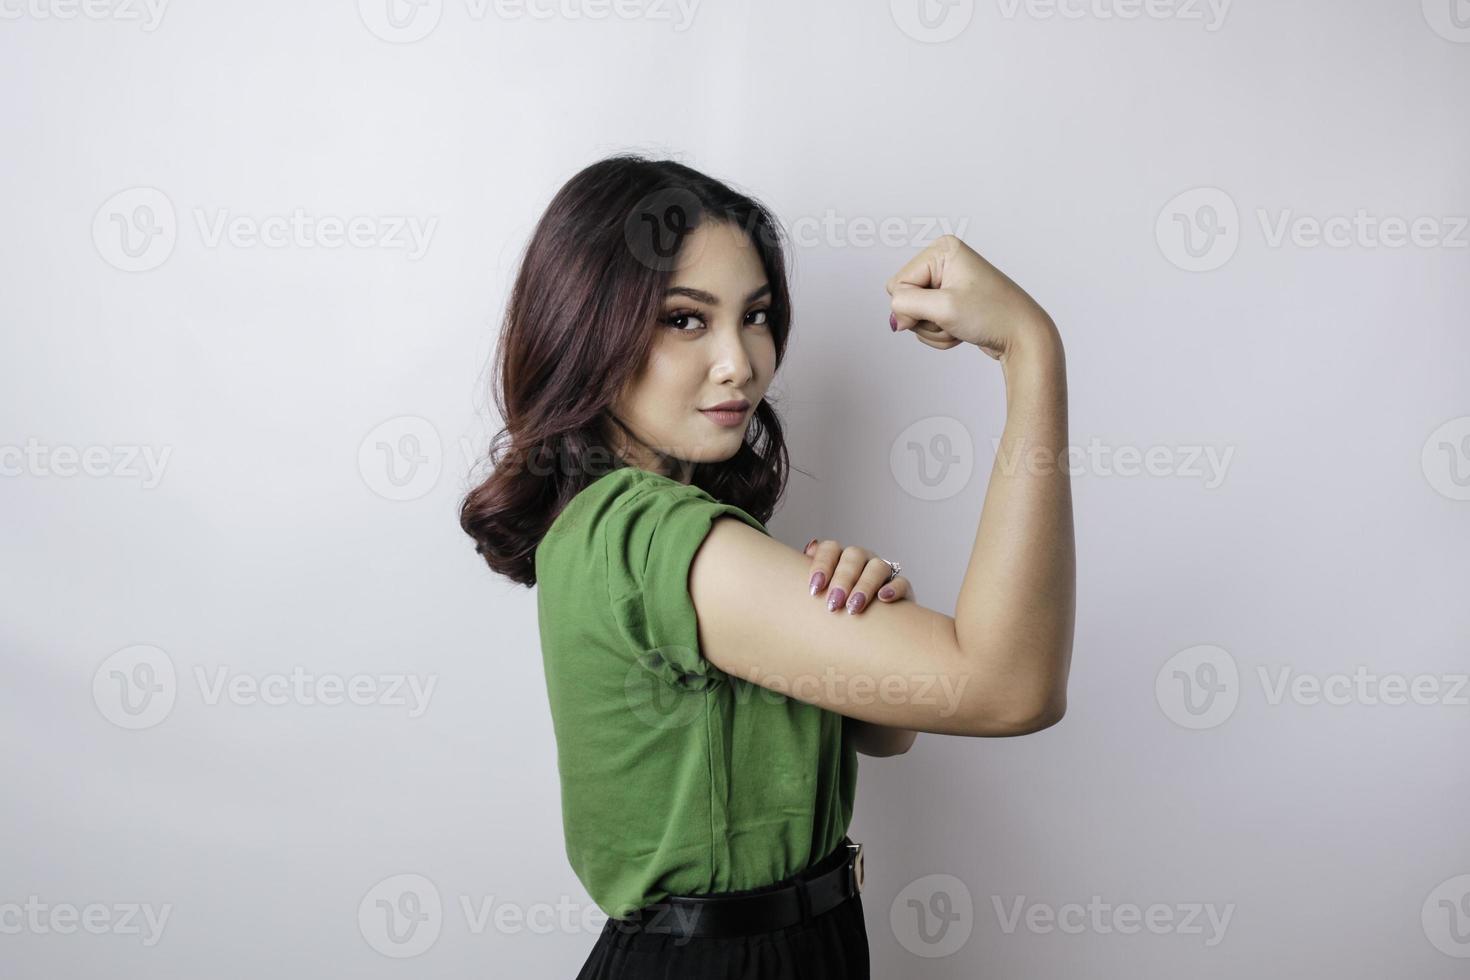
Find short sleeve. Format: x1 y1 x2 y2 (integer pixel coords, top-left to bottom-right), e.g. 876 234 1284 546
604 480 769 691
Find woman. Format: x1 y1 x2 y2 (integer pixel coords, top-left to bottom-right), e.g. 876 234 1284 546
461 154 1075 978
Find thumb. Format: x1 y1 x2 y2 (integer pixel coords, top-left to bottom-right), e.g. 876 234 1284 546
889 282 952 332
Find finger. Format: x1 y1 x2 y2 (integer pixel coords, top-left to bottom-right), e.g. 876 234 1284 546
807 539 842 596
910 329 963 351
876 575 910 602
890 282 955 334
845 557 899 615
825 545 875 613
884 235 955 296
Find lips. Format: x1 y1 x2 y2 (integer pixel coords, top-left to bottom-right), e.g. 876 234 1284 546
700 402 751 428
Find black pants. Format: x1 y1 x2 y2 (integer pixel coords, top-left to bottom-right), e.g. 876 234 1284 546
574 841 870 979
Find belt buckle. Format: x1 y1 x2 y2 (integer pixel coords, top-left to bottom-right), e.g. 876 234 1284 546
846 841 865 895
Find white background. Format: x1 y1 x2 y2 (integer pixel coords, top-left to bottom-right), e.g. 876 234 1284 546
2 0 1468 977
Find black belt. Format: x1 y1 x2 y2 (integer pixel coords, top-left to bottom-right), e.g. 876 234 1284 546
612 839 866 940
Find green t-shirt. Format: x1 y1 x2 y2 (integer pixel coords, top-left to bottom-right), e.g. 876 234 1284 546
534 466 857 918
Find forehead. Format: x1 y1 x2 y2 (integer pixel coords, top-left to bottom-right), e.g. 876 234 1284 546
668 219 767 290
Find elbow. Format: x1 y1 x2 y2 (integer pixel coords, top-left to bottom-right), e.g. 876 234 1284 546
1003 695 1066 735
860 742 913 759
959 689 1067 737
851 722 919 757
886 730 920 756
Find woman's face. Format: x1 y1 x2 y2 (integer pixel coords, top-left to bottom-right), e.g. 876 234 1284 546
608 219 778 483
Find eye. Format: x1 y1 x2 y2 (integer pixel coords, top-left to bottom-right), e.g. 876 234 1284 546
659 306 773 333
660 308 706 332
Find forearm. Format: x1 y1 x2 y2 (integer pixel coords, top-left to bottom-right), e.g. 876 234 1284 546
847 717 918 757
953 321 1076 723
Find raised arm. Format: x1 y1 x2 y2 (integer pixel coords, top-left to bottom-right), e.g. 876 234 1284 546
689 235 1075 737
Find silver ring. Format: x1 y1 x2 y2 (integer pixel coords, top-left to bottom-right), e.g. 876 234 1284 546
879 558 902 583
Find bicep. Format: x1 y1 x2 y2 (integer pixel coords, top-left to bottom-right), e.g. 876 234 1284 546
689 516 1033 736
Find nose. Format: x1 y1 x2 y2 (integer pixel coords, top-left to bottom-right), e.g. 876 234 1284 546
710 321 755 387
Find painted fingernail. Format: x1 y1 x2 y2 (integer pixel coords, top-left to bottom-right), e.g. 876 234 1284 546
810 571 826 595
889 313 898 332
826 587 846 612
804 537 818 554
878 586 896 600
846 591 867 614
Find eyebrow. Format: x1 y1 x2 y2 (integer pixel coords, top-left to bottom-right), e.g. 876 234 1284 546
664 283 772 306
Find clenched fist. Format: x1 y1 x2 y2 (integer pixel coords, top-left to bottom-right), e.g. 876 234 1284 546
886 234 1056 362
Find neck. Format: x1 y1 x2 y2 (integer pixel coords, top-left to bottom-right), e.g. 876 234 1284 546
604 417 694 485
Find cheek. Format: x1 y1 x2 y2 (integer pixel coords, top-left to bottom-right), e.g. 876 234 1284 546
639 347 699 403
754 335 778 380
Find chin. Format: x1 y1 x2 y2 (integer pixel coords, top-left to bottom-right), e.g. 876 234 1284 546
689 440 744 464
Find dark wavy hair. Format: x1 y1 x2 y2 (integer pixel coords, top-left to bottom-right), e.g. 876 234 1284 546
460 154 795 587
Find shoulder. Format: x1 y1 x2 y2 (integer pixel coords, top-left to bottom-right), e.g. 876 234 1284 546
536 468 769 581
602 471 770 588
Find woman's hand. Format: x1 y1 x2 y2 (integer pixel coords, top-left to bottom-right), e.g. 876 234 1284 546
803 538 912 615
886 234 1056 361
